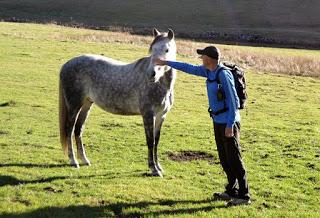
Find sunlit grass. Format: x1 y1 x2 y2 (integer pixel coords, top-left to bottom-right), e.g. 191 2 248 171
0 22 319 217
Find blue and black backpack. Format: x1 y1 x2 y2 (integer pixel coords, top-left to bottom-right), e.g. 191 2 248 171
207 62 248 117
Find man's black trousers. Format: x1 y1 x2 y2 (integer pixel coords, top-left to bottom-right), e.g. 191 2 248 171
213 122 250 199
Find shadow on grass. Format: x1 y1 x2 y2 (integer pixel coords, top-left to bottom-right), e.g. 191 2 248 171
0 163 225 216
0 163 70 168
0 199 226 217
0 175 70 187
0 169 146 187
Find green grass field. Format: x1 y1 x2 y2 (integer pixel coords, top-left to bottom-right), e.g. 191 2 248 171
0 22 319 217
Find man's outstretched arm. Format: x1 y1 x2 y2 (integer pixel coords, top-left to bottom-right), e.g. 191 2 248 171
154 58 207 77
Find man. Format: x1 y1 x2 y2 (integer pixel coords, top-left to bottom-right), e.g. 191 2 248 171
154 45 251 206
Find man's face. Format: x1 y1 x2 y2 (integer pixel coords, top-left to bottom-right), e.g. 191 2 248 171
200 55 215 67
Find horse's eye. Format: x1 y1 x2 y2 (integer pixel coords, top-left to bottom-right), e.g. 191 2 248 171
165 49 169 53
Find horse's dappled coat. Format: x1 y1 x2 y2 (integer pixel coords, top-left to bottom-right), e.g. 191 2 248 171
59 29 176 177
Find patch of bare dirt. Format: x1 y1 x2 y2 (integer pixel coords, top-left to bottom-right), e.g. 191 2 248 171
167 151 214 162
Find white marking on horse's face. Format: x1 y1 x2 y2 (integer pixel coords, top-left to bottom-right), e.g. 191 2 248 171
151 37 176 60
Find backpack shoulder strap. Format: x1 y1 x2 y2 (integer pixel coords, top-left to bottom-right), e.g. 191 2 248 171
206 65 229 83
206 69 215 83
215 65 228 84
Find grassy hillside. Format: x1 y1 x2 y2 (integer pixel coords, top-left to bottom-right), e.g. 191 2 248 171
0 0 319 48
0 22 320 217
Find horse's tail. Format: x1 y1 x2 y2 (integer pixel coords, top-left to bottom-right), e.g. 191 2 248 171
59 80 68 155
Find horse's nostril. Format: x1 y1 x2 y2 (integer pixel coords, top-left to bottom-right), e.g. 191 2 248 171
151 70 156 77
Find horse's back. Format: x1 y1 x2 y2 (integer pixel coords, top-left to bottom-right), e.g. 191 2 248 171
60 54 148 115
60 54 133 91
61 54 126 76
81 54 127 66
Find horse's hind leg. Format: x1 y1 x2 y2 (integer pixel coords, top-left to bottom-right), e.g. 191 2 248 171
65 106 82 168
143 111 162 177
74 99 93 166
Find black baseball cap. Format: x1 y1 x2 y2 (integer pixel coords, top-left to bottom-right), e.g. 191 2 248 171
197 46 220 60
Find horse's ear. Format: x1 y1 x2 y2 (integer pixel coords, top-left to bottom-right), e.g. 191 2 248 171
168 29 174 40
153 28 161 37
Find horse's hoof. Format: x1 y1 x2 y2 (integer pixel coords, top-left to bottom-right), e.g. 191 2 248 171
71 161 80 168
81 159 91 166
156 164 164 172
73 164 80 169
151 170 163 178
83 161 91 166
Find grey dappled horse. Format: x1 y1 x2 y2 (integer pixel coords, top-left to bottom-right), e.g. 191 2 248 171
59 28 176 177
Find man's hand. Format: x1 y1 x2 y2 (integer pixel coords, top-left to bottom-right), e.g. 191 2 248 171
154 58 167 66
225 127 234 138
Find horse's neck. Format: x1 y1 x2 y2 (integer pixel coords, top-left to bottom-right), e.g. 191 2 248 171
134 56 153 76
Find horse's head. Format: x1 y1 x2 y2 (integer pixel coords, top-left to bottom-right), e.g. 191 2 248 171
149 28 176 60
149 28 176 81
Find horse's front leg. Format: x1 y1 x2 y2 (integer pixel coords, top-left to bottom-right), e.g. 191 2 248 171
143 111 162 177
154 115 165 173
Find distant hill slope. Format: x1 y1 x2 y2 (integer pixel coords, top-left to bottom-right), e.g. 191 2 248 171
1 0 319 48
